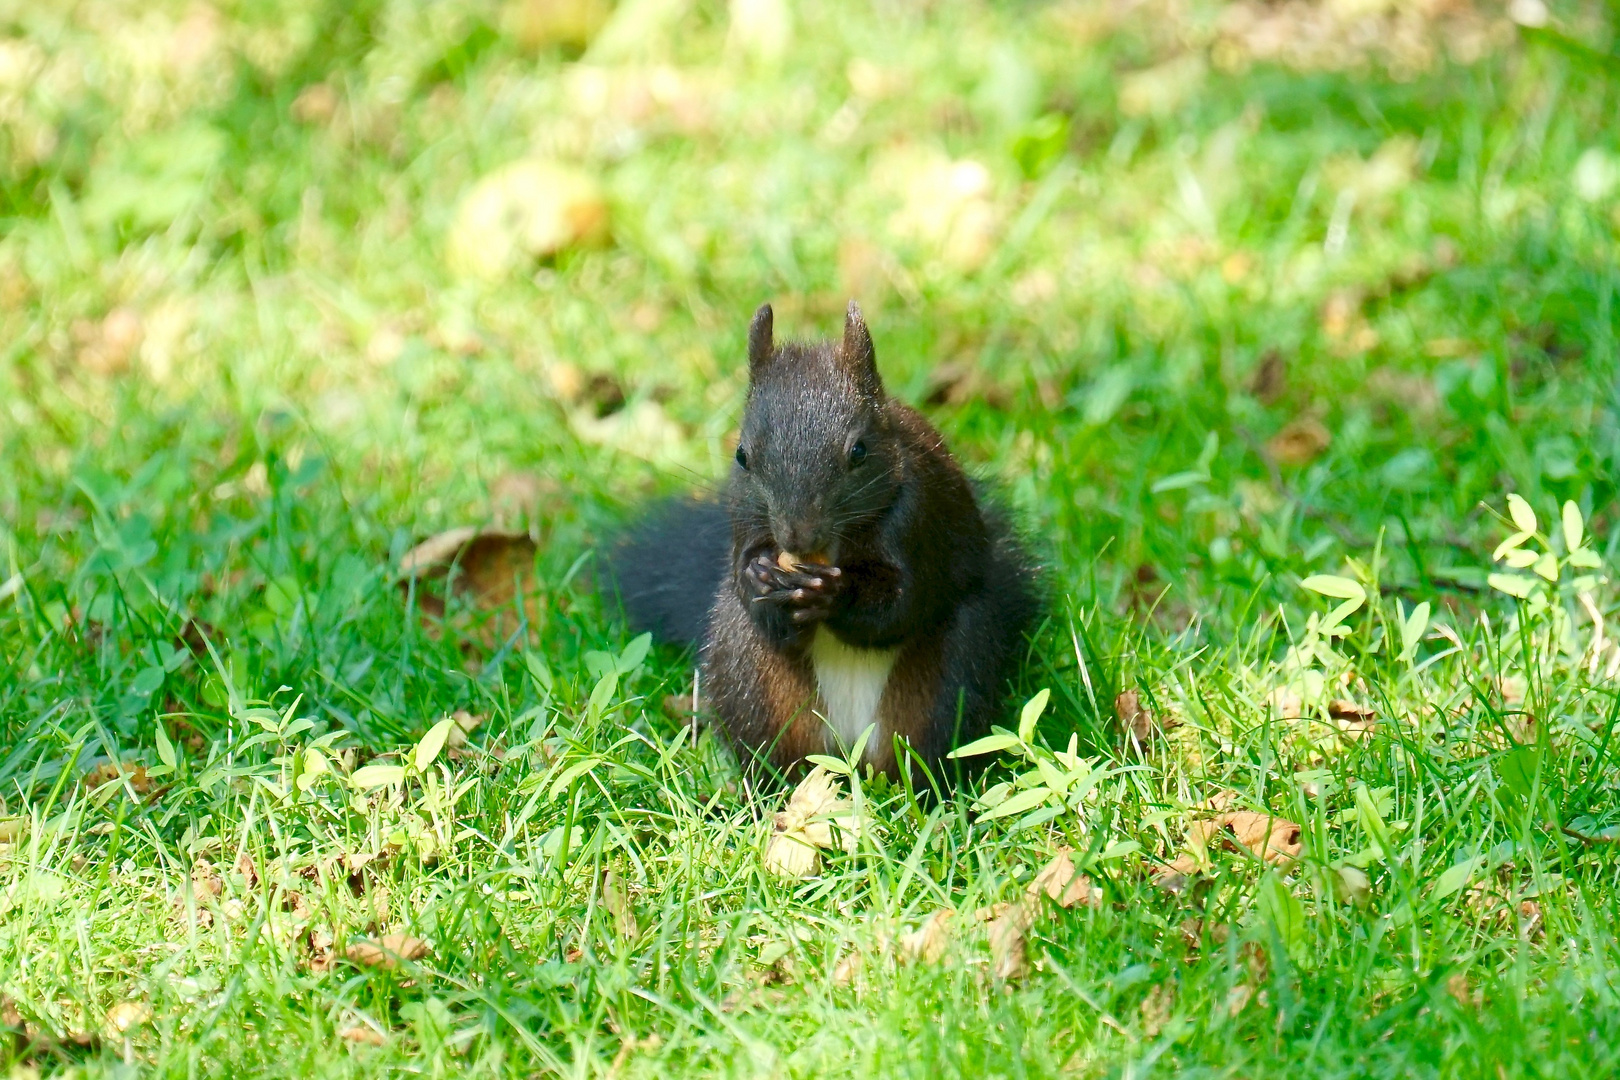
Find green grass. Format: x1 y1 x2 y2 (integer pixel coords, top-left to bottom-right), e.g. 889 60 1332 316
4 0 1620 1075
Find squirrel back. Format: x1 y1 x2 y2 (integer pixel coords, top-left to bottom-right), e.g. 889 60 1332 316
606 302 1040 788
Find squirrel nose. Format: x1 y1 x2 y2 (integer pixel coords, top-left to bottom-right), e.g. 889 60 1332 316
776 521 819 555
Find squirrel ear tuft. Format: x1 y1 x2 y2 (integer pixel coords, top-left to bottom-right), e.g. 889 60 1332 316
840 300 881 392
747 303 774 373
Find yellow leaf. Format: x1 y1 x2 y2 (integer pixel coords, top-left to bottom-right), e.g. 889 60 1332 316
1506 494 1537 534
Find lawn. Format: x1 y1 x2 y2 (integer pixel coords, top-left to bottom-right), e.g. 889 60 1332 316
3 0 1620 1075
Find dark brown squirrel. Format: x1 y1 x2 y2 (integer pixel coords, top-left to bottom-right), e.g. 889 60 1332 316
606 301 1040 788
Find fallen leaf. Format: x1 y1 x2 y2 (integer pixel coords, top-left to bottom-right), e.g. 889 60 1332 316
76 308 144 376
1028 849 1102 909
103 1001 151 1037
1115 688 1156 744
1517 899 1543 940
1225 983 1253 1017
1178 917 1231 950
0 817 24 843
345 934 429 969
340 1025 386 1046
1151 852 1205 893
1446 972 1479 1010
1191 811 1303 865
446 159 608 280
570 398 687 464
898 908 955 964
831 949 864 987
191 858 222 899
292 83 339 125
446 710 484 751
1140 982 1174 1036
922 359 1014 410
1328 698 1377 739
308 928 337 974
489 471 558 526
82 761 158 799
398 527 538 633
1266 416 1331 466
987 900 1033 980
1249 349 1286 403
501 0 611 49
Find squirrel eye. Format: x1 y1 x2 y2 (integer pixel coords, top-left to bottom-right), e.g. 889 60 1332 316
735 445 749 470
849 439 868 467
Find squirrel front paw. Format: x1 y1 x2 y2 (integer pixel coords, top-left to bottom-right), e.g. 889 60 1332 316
743 553 843 624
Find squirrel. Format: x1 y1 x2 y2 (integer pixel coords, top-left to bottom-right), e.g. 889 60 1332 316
607 301 1040 788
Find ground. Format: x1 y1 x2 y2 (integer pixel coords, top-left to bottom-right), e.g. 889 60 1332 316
2 0 1620 1076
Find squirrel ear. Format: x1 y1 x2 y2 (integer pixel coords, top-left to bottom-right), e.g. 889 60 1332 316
747 303 774 373
840 300 881 392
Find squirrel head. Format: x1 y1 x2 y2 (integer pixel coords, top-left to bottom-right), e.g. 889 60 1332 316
732 300 901 562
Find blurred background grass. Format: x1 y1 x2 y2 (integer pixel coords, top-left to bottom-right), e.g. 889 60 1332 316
5 0 1617 589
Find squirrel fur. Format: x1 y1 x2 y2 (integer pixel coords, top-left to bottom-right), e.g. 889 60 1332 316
607 301 1040 787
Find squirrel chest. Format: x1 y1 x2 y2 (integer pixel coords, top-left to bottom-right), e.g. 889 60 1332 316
808 627 901 755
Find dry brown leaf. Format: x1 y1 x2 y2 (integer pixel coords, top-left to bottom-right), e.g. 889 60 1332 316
489 471 558 526
1028 849 1102 909
1115 688 1156 744
446 710 485 751
308 928 337 974
291 82 339 125
0 817 25 843
501 0 611 49
82 761 157 798
987 900 1033 981
1193 789 1241 812
1225 983 1254 1017
1151 852 1205 893
831 949 864 987
1178 917 1231 951
1517 899 1543 940
1328 698 1377 739
1249 349 1286 404
75 308 144 376
1266 416 1331 466
103 1001 150 1037
398 528 539 643
340 1025 386 1046
1191 811 1303 865
191 858 222 899
1140 982 1175 1036
898 908 955 964
1242 939 1270 984
446 160 608 280
235 850 260 888
345 934 429 969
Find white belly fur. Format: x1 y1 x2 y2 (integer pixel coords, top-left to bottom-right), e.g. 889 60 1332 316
810 626 900 759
